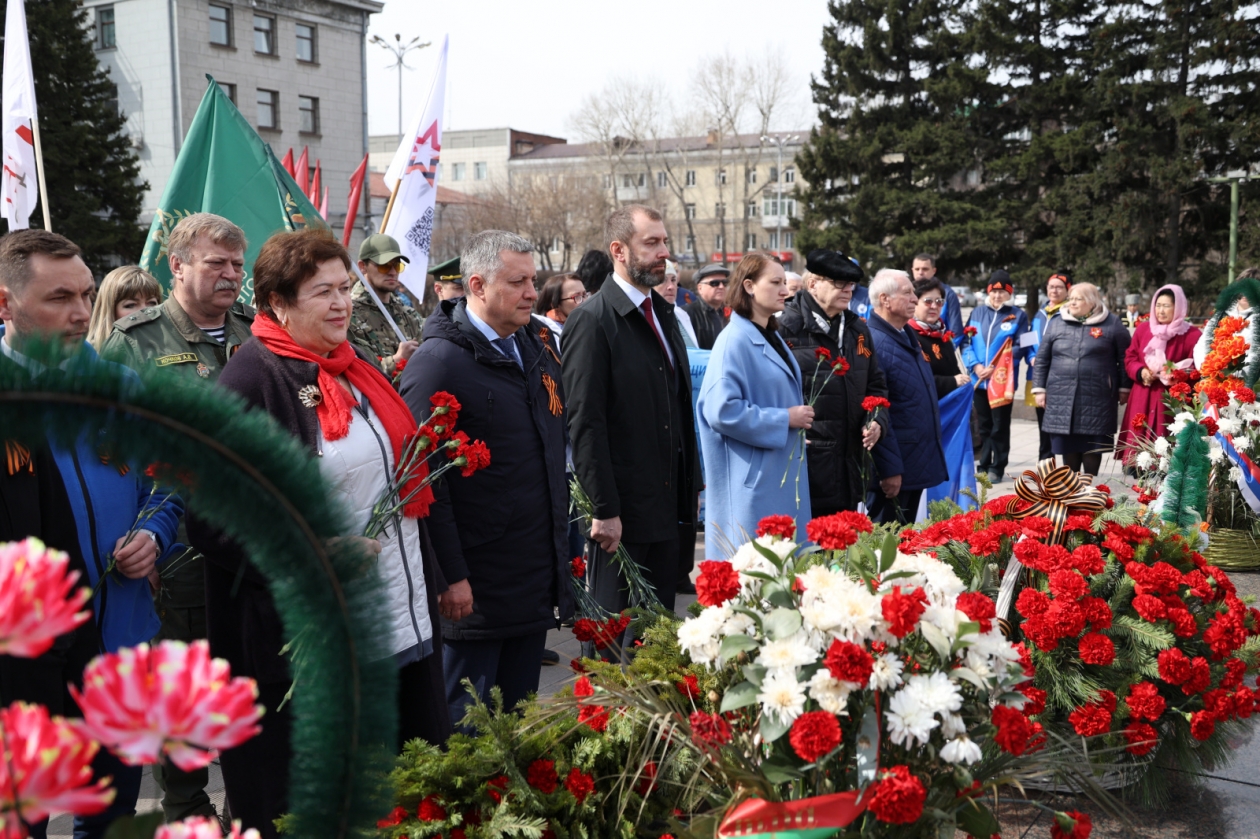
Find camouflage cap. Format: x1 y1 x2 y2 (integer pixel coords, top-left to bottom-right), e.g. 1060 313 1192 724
359 233 409 265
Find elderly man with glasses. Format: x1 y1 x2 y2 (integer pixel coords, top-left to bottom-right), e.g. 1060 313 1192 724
348 233 425 378
778 249 890 517
683 262 731 349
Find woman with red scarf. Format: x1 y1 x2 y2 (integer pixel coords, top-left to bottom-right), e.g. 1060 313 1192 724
910 278 971 398
1118 284 1201 458
190 229 449 839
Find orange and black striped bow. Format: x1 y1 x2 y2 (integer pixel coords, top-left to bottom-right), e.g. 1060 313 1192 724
1001 460 1108 545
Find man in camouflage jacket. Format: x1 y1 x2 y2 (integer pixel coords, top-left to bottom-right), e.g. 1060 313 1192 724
349 233 424 377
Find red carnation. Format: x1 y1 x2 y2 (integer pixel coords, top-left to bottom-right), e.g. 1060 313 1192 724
833 357 851 375
1068 700 1112 737
571 556 586 578
1131 413 1147 430
1132 594 1168 622
964 326 978 337
824 639 875 685
815 347 832 362
455 439 492 477
882 586 928 638
806 514 860 551
689 710 733 749
789 711 843 763
1124 722 1158 755
578 705 609 732
1201 416 1219 436
1158 648 1191 685
1125 682 1166 722
417 794 447 821
992 704 1041 755
1051 810 1092 839
676 673 700 700
1071 544 1105 575
565 767 595 803
1016 587 1050 618
486 776 510 804
429 391 462 422
527 759 559 794
377 807 407 828
1078 632 1115 666
1019 685 1047 716
1183 656 1211 695
756 515 797 540
861 396 891 412
695 560 741 607
866 765 926 825
956 591 996 633
1049 570 1089 601
572 619 598 643
1167 608 1198 638
1080 597 1113 630
1190 710 1216 740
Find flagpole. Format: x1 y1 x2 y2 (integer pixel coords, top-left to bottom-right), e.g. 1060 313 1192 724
30 115 49 230
379 178 402 231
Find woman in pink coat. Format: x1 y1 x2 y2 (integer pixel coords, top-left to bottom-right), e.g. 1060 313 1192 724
1117 284 1201 459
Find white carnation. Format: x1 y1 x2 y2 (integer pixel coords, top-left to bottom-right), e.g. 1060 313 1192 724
886 685 939 746
758 632 818 670
809 577 881 643
869 653 904 691
1235 436 1252 452
1209 440 1226 463
1135 451 1154 469
677 605 732 665
1153 436 1171 456
940 712 967 739
905 671 963 716
940 736 983 765
886 552 966 600
1230 467 1244 482
807 670 852 715
1218 417 1242 436
757 668 806 723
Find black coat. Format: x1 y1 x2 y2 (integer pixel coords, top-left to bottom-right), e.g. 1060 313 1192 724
1032 311 1132 437
401 299 573 640
909 321 964 398
562 275 701 543
778 292 891 516
683 300 728 350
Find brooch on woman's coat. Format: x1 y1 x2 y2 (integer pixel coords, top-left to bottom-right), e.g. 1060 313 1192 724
298 385 322 408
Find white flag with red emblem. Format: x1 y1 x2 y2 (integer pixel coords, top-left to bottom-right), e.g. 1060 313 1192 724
382 35 447 301
2 0 39 230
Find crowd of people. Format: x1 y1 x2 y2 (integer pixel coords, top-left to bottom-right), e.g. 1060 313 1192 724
1 203 1255 839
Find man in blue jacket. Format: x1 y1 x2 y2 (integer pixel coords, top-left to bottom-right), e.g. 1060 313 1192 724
867 269 947 523
0 229 183 839
961 270 1031 483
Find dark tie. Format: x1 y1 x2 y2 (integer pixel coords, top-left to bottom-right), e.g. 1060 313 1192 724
492 336 522 369
640 298 673 369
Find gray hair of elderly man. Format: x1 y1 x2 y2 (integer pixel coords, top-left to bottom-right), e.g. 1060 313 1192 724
869 268 910 306
461 230 534 282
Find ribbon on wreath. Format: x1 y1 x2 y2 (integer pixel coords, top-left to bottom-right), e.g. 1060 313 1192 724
994 460 1109 636
717 791 867 839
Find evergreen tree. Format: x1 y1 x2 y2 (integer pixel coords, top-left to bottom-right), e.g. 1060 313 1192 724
1 0 146 271
795 0 1000 280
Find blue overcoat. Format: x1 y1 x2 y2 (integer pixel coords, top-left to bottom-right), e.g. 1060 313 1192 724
698 313 809 557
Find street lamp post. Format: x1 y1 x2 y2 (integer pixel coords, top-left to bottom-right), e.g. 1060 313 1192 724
370 33 430 137
760 133 799 258
1207 172 1249 284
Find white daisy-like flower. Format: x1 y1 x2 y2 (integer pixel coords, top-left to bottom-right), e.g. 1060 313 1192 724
806 670 852 715
1219 417 1242 436
940 713 967 739
757 668 807 723
1230 467 1244 482
922 602 964 640
722 611 757 638
677 605 732 665
1135 451 1154 469
869 653 904 691
1159 456 1171 472
1235 436 1252 452
1209 440 1226 463
885 685 939 746
797 565 847 601
800 601 844 635
905 671 963 717
818 581 882 643
758 632 818 670
1153 436 1171 456
886 552 966 600
940 736 982 765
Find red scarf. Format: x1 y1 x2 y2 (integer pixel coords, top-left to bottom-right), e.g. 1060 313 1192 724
909 319 948 341
251 313 433 518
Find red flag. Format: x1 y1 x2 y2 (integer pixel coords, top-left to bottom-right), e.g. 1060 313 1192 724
308 159 321 205
987 338 1015 408
319 186 328 220
280 148 295 178
295 146 309 194
342 152 368 246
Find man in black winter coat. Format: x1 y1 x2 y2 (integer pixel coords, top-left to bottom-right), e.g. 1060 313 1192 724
399 230 573 727
779 249 889 516
562 206 701 653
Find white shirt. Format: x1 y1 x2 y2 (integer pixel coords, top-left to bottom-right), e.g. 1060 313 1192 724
674 305 700 348
613 274 675 367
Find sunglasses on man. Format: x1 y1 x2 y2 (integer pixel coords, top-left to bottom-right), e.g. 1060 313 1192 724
700 278 729 288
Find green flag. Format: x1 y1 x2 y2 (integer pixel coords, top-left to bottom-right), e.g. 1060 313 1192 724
139 76 328 303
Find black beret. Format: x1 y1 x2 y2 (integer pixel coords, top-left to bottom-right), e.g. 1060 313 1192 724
805 249 865 285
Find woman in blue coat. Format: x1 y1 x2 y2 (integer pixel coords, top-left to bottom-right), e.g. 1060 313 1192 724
698 252 814 556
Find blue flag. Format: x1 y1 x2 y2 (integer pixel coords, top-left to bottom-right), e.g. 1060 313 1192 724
922 385 977 512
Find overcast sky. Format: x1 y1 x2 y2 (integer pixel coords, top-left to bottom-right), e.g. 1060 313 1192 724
364 0 833 141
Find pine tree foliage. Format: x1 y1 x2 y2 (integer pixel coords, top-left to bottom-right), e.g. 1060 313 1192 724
0 0 146 268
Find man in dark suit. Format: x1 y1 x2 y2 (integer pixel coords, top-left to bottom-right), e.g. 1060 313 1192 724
562 205 701 651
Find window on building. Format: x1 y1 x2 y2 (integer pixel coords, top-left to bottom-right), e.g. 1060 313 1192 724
298 96 319 134
763 198 798 217
746 201 758 218
767 231 779 249
746 233 757 250
256 89 278 129
217 81 236 104
209 4 231 46
622 173 634 188
715 234 725 252
684 169 696 187
657 171 668 188
254 14 275 55
717 169 727 185
784 167 796 184
104 82 119 116
784 232 795 248
95 6 115 50
769 166 778 182
746 168 757 184
452 162 466 181
684 203 696 220
685 234 696 252
474 162 487 180
715 203 725 218
295 23 316 62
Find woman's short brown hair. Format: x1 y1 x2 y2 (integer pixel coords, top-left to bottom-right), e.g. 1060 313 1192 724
253 228 351 317
725 250 783 329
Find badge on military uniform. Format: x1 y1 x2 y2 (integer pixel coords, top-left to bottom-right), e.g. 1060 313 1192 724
196 363 210 378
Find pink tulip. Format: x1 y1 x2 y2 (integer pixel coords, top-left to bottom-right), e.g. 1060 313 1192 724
71 640 264 771
0 538 91 658
0 702 115 827
154 817 261 839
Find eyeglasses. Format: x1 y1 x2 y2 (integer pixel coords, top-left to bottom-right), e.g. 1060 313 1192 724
371 259 406 273
562 292 589 304
825 279 857 291
701 279 729 288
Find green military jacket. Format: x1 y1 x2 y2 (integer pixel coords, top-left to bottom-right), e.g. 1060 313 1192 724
99 295 255 610
348 281 424 377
